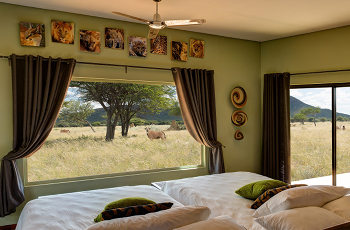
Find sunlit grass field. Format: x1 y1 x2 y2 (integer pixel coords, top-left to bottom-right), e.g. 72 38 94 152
291 121 350 181
27 125 201 182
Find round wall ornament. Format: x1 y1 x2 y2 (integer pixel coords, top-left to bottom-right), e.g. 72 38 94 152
231 110 248 127
231 86 247 108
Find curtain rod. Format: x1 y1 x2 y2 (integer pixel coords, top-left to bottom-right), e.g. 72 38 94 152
291 68 350 76
0 55 172 72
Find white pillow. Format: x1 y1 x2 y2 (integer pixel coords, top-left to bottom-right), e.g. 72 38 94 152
255 207 348 230
253 185 350 218
174 215 247 230
84 205 211 230
323 195 350 221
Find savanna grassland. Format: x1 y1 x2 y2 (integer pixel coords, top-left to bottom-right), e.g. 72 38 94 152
27 125 201 182
291 121 350 182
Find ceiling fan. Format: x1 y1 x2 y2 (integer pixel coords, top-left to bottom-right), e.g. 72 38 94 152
112 0 206 39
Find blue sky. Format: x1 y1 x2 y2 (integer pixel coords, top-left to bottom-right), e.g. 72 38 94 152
290 87 350 115
66 87 103 109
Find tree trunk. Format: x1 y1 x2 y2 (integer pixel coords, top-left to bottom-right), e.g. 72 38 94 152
106 112 114 141
120 114 130 137
81 119 95 132
111 125 116 139
313 116 316 126
110 116 118 140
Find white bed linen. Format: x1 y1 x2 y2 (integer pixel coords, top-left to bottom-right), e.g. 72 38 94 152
162 171 271 230
16 185 184 230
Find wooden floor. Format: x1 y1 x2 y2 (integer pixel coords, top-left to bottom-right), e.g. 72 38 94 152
0 225 16 230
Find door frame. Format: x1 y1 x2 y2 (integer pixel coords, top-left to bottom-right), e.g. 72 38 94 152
291 82 350 185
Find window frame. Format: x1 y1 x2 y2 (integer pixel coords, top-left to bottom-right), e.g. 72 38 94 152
22 78 207 186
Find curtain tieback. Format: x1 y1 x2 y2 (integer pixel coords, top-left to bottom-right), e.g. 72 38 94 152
209 140 225 148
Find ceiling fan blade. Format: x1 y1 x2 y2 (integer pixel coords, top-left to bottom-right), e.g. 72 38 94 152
164 19 206 27
112 11 150 23
148 28 160 39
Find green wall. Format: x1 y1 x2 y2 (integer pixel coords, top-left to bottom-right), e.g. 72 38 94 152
0 3 261 225
261 26 350 85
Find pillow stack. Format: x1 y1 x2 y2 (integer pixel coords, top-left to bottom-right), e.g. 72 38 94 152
252 185 350 230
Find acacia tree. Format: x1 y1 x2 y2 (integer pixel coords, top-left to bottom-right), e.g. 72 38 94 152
118 84 175 136
58 100 95 131
70 82 129 141
70 81 175 140
300 106 321 126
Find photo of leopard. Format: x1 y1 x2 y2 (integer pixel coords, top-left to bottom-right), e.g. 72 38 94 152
150 35 167 55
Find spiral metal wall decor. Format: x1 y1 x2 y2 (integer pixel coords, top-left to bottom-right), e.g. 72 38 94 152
231 86 247 108
234 130 244 140
231 110 248 127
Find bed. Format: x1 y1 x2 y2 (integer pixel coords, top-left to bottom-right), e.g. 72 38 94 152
16 185 184 230
160 171 270 230
16 172 350 230
159 171 350 230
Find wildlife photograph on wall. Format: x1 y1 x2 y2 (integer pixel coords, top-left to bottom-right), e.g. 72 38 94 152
20 22 45 47
79 29 101 53
105 28 124 49
150 35 167 55
129 36 147 57
171 41 187 61
51 20 74 44
190 39 204 58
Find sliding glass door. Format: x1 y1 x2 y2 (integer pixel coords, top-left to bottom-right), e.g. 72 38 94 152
290 87 332 185
290 84 350 186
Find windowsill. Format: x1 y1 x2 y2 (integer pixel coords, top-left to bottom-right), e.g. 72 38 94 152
24 165 206 187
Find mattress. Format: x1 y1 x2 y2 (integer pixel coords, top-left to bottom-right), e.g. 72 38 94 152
161 171 271 230
16 185 184 230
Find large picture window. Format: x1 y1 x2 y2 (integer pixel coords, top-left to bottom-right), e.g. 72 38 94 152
27 81 202 182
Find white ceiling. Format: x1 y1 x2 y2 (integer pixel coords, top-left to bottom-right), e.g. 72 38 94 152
3 0 350 41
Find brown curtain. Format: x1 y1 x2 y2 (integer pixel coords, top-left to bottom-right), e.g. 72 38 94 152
262 73 291 183
0 54 75 217
172 68 224 174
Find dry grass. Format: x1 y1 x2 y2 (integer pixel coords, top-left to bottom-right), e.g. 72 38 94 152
27 125 201 182
291 121 350 181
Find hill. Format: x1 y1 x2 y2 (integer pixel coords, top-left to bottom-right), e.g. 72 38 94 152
290 96 350 119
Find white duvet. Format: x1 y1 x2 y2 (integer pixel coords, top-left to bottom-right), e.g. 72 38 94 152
16 185 184 230
162 171 271 230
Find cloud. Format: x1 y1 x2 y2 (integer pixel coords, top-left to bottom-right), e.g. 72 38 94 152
292 87 350 115
91 102 102 109
290 89 303 97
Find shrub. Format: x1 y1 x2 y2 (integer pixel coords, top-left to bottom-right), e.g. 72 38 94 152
337 116 344 122
130 118 145 126
91 121 101 126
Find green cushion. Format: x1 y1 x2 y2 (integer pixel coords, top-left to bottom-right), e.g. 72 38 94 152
94 197 156 222
235 180 288 200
